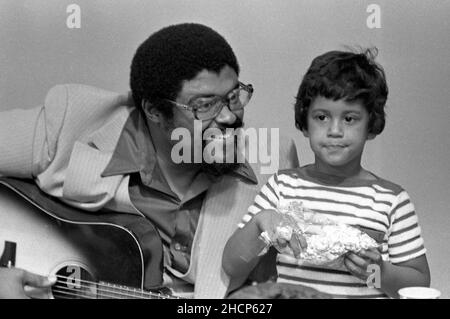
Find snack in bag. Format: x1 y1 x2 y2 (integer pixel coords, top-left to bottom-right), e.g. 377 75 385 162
273 201 379 268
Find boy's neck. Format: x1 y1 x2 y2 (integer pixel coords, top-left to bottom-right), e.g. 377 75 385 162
311 159 364 180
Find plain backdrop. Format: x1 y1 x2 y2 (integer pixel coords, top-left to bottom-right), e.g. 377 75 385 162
1 0 449 298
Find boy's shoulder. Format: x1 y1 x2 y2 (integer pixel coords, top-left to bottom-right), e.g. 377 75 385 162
363 172 407 196
277 167 300 175
275 167 317 185
276 167 407 196
275 167 305 179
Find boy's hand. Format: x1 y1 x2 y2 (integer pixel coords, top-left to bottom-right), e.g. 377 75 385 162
254 209 307 258
344 247 383 281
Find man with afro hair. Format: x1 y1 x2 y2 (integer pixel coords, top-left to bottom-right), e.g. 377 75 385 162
0 23 298 298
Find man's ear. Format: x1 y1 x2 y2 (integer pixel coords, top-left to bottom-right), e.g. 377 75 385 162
142 100 161 123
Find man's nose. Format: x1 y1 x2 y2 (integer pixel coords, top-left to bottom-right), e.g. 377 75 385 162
327 119 344 137
214 104 238 125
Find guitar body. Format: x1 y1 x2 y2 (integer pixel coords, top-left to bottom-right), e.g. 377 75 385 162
0 178 164 299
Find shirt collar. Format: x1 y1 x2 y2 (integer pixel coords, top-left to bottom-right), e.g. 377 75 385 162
231 160 258 184
102 109 258 190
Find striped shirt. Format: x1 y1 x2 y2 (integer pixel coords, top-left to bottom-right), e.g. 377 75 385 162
239 166 426 298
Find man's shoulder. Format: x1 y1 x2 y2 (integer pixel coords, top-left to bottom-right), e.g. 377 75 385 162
45 83 133 114
46 83 128 100
43 83 135 147
34 84 136 196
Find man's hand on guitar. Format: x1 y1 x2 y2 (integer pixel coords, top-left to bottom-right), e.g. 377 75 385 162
0 268 56 299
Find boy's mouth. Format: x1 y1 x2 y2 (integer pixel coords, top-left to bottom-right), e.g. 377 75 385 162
323 143 348 149
321 144 350 153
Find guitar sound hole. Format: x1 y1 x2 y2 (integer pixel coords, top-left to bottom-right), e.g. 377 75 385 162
52 265 96 299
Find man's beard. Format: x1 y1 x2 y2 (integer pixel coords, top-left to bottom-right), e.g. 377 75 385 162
164 115 245 177
200 117 244 177
200 140 242 177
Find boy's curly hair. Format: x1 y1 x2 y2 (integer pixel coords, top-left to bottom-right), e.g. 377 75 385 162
294 48 388 135
130 23 240 119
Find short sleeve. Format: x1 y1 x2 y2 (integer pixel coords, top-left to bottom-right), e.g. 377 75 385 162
387 190 426 264
237 173 280 228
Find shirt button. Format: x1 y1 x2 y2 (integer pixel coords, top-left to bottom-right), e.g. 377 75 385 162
174 243 182 251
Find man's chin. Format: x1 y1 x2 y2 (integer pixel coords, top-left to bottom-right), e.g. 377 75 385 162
200 135 243 176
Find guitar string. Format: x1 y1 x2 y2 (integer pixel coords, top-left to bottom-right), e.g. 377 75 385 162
50 288 98 299
52 287 131 300
48 295 79 300
50 295 92 300
53 282 165 299
54 272 187 299
52 283 160 300
55 274 165 298
52 286 150 300
53 287 140 300
54 275 175 299
54 281 166 300
52 283 138 299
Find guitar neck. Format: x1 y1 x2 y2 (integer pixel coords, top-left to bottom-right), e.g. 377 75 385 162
96 282 180 299
52 276 182 299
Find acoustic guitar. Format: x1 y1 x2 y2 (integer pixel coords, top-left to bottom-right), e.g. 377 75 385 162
0 177 181 299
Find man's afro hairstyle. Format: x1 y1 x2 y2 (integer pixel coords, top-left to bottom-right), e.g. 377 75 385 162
130 23 240 110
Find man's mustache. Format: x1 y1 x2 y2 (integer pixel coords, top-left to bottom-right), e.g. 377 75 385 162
215 117 244 131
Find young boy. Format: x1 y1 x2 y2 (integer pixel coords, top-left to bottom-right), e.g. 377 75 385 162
222 48 430 298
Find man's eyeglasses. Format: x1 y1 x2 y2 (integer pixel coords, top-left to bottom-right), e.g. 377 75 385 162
165 82 253 121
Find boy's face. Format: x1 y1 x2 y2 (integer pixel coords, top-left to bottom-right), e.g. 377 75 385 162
303 96 375 174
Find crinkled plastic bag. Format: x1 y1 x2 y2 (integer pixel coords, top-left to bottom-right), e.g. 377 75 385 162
274 201 379 268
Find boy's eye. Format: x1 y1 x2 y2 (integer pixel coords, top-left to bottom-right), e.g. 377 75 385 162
344 116 358 123
314 114 327 121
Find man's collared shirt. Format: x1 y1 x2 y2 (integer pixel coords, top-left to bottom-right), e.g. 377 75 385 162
102 109 257 278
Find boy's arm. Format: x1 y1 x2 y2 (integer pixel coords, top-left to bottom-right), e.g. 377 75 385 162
222 212 271 292
223 209 307 292
372 189 429 298
381 255 430 298
380 254 430 298
345 249 430 298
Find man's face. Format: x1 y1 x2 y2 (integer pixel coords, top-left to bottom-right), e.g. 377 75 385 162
163 65 245 174
303 96 375 173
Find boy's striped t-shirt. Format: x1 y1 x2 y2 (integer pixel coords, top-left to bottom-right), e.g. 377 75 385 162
239 166 426 298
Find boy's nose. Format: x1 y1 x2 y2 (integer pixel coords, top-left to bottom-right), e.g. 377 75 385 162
327 119 344 137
